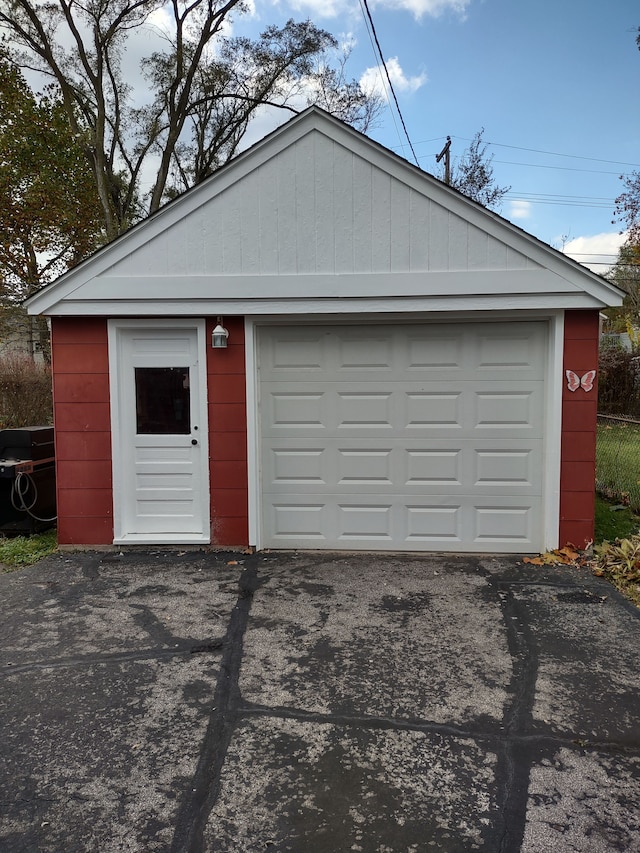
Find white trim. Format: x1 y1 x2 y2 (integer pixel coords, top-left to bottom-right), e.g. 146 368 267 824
542 311 564 550
107 321 123 540
244 317 261 550
249 312 559 553
113 533 213 545
65 270 586 300
42 291 612 317
107 318 210 545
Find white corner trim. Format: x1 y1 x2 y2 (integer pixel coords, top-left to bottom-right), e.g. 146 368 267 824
542 311 564 550
247 311 562 554
244 317 261 550
107 318 210 545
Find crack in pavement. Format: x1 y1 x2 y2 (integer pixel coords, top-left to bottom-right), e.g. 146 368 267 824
166 558 640 853
240 702 640 757
490 581 539 853
1 640 225 676
170 563 264 853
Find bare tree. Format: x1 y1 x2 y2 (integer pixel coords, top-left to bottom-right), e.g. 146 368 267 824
439 129 510 211
0 0 381 239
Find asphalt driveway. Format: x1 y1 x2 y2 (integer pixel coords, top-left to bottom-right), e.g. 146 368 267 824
1 549 640 852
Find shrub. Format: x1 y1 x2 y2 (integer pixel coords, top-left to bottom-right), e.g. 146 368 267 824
598 342 640 416
0 355 53 428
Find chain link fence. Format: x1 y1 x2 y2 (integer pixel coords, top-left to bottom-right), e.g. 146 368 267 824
596 414 640 510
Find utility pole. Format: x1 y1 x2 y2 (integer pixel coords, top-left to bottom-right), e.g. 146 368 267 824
436 136 452 185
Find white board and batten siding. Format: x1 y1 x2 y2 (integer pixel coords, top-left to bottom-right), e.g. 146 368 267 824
29 108 618 317
258 322 547 553
106 131 536 279
27 109 619 318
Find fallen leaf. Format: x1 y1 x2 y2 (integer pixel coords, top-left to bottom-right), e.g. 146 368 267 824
554 545 580 561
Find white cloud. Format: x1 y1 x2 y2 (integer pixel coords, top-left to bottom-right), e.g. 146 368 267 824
271 0 470 21
562 232 628 275
360 57 427 99
372 0 470 21
278 0 353 19
509 200 532 220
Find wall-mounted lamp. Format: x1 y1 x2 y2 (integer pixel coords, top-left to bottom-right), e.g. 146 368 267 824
212 318 229 349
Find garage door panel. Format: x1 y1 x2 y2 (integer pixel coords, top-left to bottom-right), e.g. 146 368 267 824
406 503 462 542
268 334 326 372
266 495 541 551
262 382 543 436
265 439 542 495
405 448 461 486
474 447 537 488
338 449 393 485
473 389 540 431
406 333 463 371
475 329 544 373
261 323 545 379
259 323 546 552
337 392 394 428
337 333 394 370
267 392 326 428
337 503 394 540
271 502 327 540
271 448 327 484
405 392 461 429
472 498 540 546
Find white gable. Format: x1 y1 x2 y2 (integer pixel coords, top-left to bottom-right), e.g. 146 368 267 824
105 130 535 279
27 108 623 317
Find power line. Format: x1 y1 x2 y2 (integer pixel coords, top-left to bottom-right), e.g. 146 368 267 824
451 136 640 169
407 135 640 170
492 158 623 176
359 0 419 167
503 197 613 209
356 0 404 155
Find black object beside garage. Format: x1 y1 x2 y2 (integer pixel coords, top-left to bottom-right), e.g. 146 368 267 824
0 426 56 534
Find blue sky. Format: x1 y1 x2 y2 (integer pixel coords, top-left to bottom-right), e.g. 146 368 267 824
240 0 639 271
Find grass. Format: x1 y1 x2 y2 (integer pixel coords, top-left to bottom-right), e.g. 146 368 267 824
594 493 640 543
596 421 640 510
592 494 640 607
594 421 640 606
0 528 57 571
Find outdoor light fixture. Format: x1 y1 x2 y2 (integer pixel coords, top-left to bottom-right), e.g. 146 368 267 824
212 318 229 349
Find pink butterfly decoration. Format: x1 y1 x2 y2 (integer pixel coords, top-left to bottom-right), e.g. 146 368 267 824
565 369 596 392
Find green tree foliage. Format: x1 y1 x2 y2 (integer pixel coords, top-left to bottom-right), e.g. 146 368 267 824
441 129 510 211
0 54 103 356
0 0 381 240
608 28 640 322
612 29 640 245
598 341 640 416
614 171 640 248
606 242 640 323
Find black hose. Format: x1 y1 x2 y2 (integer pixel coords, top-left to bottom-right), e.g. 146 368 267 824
10 472 57 523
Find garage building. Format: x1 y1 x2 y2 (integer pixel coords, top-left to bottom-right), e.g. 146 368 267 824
27 108 623 553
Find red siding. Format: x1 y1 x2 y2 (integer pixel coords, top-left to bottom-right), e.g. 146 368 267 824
52 316 249 548
51 318 113 545
559 310 600 548
206 317 249 546
54 311 592 553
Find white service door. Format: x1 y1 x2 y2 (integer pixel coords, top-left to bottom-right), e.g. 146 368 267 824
258 322 547 553
113 325 209 543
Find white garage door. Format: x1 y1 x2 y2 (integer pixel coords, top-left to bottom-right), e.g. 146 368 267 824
258 322 547 553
